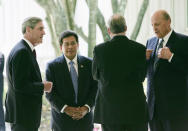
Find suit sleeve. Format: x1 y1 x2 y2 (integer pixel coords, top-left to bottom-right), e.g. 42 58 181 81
136 46 147 83
140 47 147 82
45 63 66 113
85 61 98 109
145 40 151 78
0 54 4 91
170 38 188 73
92 47 100 81
12 50 43 95
0 54 4 73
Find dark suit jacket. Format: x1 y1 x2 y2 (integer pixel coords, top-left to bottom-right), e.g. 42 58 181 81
146 31 188 120
92 35 148 125
0 52 5 127
5 39 44 128
45 55 98 131
0 52 4 98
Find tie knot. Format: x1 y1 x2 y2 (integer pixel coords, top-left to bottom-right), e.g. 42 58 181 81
33 49 36 59
69 61 74 66
158 39 164 48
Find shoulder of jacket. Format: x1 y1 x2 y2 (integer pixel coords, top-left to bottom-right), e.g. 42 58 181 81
129 40 146 50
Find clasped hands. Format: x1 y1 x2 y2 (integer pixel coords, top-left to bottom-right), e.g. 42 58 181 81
64 106 88 120
146 47 172 60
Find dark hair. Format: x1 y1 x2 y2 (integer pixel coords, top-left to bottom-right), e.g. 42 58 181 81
22 17 42 34
108 14 127 34
59 30 79 46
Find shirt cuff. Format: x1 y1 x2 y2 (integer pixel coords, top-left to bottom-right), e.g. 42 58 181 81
84 104 91 112
61 105 68 113
168 53 174 62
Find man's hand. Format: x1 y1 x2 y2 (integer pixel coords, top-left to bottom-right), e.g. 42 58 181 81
43 81 53 93
158 47 172 60
64 106 78 117
64 106 89 120
146 49 153 60
79 106 89 118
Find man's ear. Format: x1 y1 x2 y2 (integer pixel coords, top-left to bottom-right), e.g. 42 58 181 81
26 26 31 33
107 28 111 36
124 26 127 32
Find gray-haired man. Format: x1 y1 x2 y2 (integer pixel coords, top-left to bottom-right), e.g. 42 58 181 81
5 17 52 131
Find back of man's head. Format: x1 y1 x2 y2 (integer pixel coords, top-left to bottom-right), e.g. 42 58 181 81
108 14 127 34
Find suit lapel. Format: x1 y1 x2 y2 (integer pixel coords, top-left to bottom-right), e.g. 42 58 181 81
60 55 75 95
77 55 85 101
22 40 42 80
165 31 176 49
154 31 176 73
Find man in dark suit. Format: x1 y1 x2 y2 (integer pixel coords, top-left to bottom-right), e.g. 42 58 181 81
92 14 148 131
0 52 5 131
5 17 52 131
146 10 188 131
46 30 98 131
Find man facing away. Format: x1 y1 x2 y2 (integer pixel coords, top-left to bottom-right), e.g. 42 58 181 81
46 30 98 131
146 10 188 131
92 14 148 131
0 52 5 131
5 17 52 131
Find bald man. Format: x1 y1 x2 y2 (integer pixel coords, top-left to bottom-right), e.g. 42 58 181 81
146 10 188 131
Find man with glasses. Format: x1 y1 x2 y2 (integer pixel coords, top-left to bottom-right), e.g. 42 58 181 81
46 30 98 131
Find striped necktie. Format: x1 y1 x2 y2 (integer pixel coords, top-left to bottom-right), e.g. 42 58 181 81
69 61 78 103
154 39 164 70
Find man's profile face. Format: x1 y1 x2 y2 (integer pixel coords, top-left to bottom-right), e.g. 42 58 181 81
151 14 170 38
27 21 45 46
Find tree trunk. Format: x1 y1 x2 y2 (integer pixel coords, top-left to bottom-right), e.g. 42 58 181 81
35 0 69 56
130 0 149 40
88 0 97 57
62 0 75 30
111 0 127 15
96 8 110 42
86 0 110 42
35 0 149 56
46 13 61 56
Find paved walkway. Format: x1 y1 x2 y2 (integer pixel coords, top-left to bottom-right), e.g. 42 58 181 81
5 123 102 131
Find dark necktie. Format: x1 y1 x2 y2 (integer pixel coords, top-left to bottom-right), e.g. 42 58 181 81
154 39 164 70
33 49 36 59
69 61 78 103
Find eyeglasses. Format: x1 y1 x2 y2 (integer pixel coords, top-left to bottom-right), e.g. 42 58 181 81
63 41 77 47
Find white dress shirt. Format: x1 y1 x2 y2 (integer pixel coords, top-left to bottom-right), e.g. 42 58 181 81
23 38 35 51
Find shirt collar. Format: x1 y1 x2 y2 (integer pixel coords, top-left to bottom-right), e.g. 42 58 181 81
161 29 173 44
23 38 35 51
64 54 78 65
